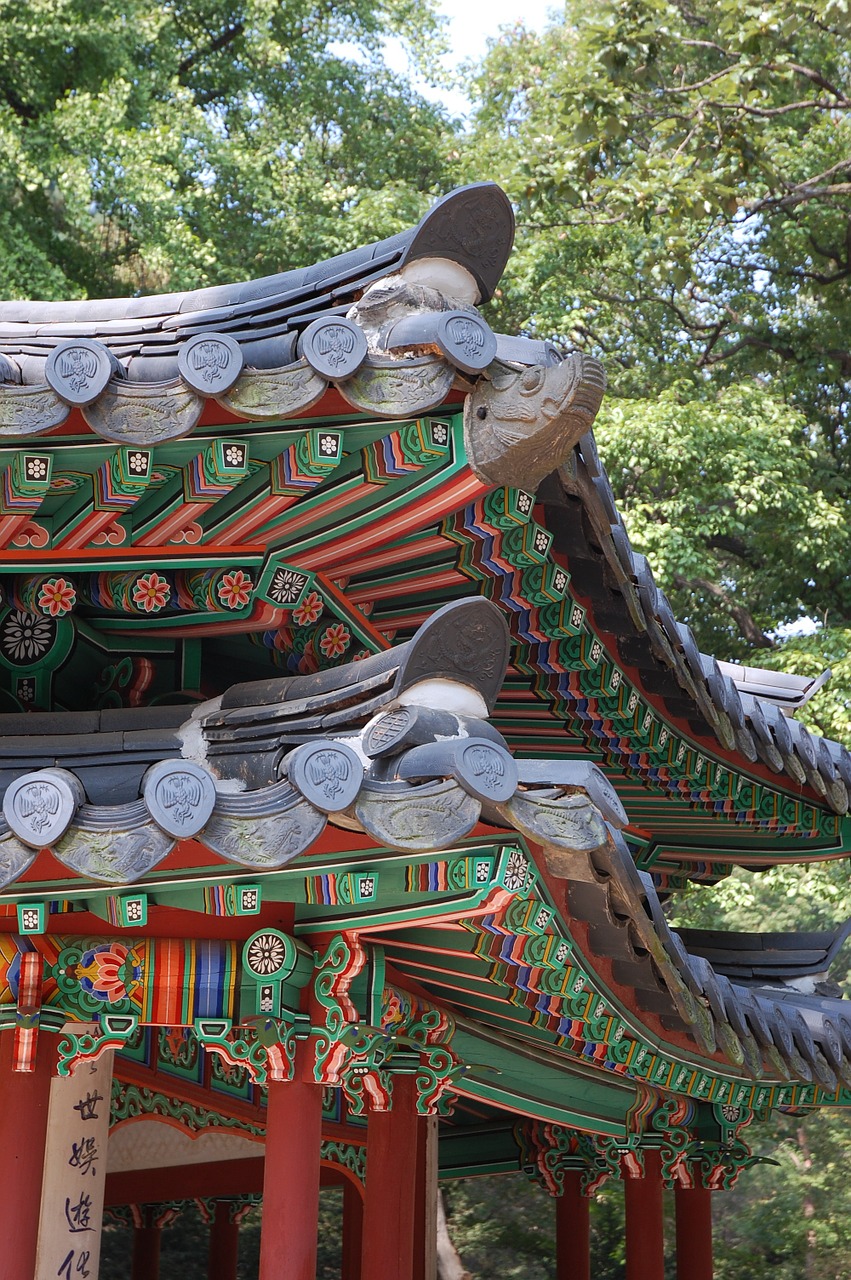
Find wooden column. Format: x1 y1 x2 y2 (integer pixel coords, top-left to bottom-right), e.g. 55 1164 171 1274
259 1041 323 1280
0 1030 55 1278
342 1180 364 1280
208 1200 241 1280
361 1074 421 1280
675 1182 713 1280
556 1170 591 1280
414 1113 439 1280
131 1224 162 1280
624 1150 665 1280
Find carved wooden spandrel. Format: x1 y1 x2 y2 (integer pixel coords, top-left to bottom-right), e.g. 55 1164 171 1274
463 353 606 491
83 378 205 444
216 358 328 420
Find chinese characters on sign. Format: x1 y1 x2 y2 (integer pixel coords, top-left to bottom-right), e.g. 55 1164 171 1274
34 1033 113 1280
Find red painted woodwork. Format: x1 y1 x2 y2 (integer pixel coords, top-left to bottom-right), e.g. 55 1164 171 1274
413 1114 438 1280
258 1041 323 1280
208 1201 241 1280
342 1179 364 1280
106 1154 355 1207
0 1031 55 1277
556 1171 590 1280
361 1074 421 1280
131 1225 162 1280
675 1183 713 1280
624 1151 665 1280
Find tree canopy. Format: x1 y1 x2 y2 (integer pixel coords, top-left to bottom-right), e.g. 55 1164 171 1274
0 0 454 299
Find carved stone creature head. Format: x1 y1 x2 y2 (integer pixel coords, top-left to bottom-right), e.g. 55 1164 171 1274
463 353 606 491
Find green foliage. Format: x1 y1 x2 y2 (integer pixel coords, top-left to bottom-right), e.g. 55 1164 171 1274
0 0 455 300
464 0 851 457
596 383 851 656
461 0 851 680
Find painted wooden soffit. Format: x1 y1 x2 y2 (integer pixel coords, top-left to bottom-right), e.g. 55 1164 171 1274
0 597 849 1097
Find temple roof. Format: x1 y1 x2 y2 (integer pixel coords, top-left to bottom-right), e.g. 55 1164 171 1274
0 183 850 1137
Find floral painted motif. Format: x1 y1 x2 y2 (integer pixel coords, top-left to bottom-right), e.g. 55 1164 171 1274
319 623 351 659
76 943 142 1004
37 577 77 618
128 452 149 475
217 569 253 611
132 572 171 613
1 610 55 663
293 590 323 626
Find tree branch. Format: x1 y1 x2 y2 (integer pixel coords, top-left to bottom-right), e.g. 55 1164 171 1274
672 573 774 647
178 21 245 77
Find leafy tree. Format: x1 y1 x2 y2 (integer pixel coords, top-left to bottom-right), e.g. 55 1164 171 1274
595 383 851 655
462 0 851 724
465 0 851 456
0 0 454 300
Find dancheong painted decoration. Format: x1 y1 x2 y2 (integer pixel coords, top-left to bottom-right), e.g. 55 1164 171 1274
0 182 848 1280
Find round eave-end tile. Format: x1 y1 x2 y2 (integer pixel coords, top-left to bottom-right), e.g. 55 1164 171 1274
436 312 497 374
299 317 367 381
287 740 364 813
45 339 117 407
456 740 518 803
143 759 217 838
3 768 83 848
178 332 245 395
363 707 418 758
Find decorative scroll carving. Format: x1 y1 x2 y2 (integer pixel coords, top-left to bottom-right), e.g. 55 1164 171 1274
336 355 454 418
202 781 326 869
83 379 204 445
56 1015 139 1077
353 779 481 851
215 358 327 419
0 384 69 435
52 802 175 884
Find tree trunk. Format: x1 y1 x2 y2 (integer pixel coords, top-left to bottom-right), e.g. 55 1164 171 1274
436 1192 470 1280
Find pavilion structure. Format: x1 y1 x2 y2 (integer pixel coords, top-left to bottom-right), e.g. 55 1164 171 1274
0 182 849 1280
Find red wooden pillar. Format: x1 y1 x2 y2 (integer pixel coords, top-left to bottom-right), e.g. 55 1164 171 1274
208 1200 241 1280
556 1170 591 1280
342 1180 364 1280
624 1150 665 1280
0 1029 55 1277
413 1113 438 1280
361 1074 421 1280
131 1225 162 1279
675 1182 713 1280
259 1041 323 1280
